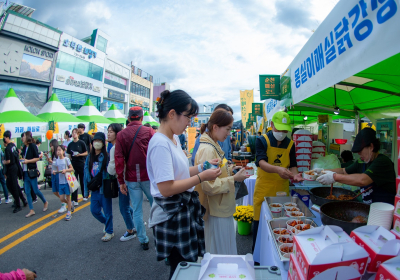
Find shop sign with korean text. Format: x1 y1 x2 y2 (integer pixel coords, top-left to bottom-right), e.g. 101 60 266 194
259 75 280 100
252 103 263 117
288 0 400 104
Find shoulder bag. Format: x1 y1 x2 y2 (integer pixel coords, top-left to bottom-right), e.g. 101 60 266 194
103 174 118 198
64 158 80 193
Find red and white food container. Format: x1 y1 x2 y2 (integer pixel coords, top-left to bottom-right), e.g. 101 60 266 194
397 177 400 196
298 167 310 172
395 195 400 216
375 255 400 280
289 254 362 280
244 167 254 176
297 160 311 168
392 214 400 234
296 154 311 161
390 229 400 240
312 141 326 148
350 225 400 273
295 142 312 153
296 149 312 157
293 130 312 142
312 153 324 159
293 225 369 279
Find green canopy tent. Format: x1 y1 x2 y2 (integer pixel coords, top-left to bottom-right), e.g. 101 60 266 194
103 104 126 125
75 99 112 134
142 111 159 127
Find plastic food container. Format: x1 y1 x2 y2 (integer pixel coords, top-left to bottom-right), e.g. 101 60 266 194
279 243 294 257
303 171 317 181
286 211 304 218
269 203 283 213
286 219 304 230
244 167 254 176
277 235 293 246
273 228 291 239
283 202 297 207
284 206 300 212
294 223 314 232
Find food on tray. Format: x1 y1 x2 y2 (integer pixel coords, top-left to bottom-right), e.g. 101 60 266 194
351 215 368 223
295 224 312 231
280 246 293 253
271 204 282 207
338 194 353 200
273 229 289 235
285 207 299 212
302 224 311 230
288 211 304 217
284 203 297 207
288 220 304 227
291 228 297 234
278 236 293 244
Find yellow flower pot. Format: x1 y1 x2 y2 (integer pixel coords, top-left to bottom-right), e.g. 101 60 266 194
246 147 251 153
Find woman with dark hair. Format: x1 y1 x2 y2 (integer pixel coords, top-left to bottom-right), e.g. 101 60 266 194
84 132 113 241
340 150 354 168
147 90 222 279
63 131 72 148
317 128 396 204
46 139 66 214
195 109 248 255
21 132 37 204
22 131 48 218
107 123 136 242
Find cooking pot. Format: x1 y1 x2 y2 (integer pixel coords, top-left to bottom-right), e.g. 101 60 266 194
309 187 357 206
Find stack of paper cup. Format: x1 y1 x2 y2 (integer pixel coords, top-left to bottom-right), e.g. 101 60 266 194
367 202 395 230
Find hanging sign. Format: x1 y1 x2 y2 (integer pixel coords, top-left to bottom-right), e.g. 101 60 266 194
252 103 263 117
259 75 280 100
240 90 254 126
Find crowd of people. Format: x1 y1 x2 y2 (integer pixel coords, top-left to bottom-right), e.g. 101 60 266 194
0 89 253 279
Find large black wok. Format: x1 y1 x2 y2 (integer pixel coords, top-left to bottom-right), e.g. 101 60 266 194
320 201 370 235
309 187 358 206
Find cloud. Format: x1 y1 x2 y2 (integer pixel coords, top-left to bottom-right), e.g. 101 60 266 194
18 0 338 120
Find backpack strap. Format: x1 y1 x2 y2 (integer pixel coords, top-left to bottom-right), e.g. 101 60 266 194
126 125 142 162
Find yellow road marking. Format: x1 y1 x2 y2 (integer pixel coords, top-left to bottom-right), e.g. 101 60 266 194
0 197 89 244
0 202 91 256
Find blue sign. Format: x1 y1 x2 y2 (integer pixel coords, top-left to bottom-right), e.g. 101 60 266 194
294 0 398 89
265 99 278 114
62 39 97 59
103 100 124 111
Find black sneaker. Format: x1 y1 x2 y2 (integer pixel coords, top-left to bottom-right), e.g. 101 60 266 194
13 206 22 213
141 242 149 250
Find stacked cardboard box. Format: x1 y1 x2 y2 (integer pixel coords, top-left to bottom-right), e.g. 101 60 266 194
294 130 313 173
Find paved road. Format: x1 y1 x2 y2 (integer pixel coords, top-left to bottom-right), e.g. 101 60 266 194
0 187 253 280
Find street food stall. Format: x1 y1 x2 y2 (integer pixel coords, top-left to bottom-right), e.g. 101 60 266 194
252 0 400 278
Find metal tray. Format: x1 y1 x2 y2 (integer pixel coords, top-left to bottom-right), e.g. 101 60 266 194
267 218 318 270
264 196 316 219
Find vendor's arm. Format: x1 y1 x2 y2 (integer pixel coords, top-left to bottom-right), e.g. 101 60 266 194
333 173 373 187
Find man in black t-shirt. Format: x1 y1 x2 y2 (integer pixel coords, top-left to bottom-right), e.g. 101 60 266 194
78 123 92 152
67 128 88 203
3 131 27 212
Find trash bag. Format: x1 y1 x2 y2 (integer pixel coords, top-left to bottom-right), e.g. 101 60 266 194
311 154 341 170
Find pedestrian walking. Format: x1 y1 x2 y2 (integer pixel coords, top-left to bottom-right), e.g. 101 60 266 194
21 132 37 204
195 109 248 255
84 132 113 242
54 145 74 221
3 131 27 213
147 89 222 279
46 139 66 213
0 145 12 204
63 131 72 148
67 128 88 202
107 123 137 242
22 131 48 218
115 106 154 250
77 123 92 152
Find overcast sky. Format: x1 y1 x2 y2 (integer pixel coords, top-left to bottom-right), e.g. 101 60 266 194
19 0 339 120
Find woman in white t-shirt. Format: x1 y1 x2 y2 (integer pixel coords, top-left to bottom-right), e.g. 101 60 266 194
63 131 72 148
147 89 221 280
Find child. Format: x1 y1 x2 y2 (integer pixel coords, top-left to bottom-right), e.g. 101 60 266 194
47 139 66 214
53 145 74 221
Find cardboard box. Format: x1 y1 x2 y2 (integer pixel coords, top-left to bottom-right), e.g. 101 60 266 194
293 225 369 279
289 254 362 280
351 225 400 273
395 195 400 215
393 214 400 234
375 255 400 280
291 189 310 208
295 142 312 153
390 229 400 240
198 253 255 280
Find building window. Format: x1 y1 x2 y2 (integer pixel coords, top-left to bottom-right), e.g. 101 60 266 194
96 35 108 53
130 82 150 98
104 72 127 91
56 52 103 82
129 103 149 111
53 88 100 111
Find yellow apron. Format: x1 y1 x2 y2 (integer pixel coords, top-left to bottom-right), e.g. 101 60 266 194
253 135 294 221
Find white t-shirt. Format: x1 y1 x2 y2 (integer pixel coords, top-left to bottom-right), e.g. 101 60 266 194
63 140 72 148
146 133 192 198
56 157 71 184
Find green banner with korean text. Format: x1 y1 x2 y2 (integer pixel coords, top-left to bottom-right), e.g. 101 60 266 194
259 75 280 100
248 113 256 123
252 103 263 117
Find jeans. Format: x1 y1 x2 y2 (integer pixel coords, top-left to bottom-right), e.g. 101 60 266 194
24 172 46 210
0 171 9 198
90 190 113 234
119 187 134 231
72 163 85 197
126 181 153 243
7 171 26 208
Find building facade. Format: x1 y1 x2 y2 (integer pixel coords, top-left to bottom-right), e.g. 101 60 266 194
130 65 153 112
52 31 107 112
0 8 62 115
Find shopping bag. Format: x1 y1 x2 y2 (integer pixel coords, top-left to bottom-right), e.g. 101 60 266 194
235 181 248 200
65 171 80 193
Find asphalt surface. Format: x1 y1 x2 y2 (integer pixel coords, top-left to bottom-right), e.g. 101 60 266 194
0 187 253 280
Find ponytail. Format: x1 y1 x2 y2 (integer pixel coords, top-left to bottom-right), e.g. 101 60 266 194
200 123 208 134
200 109 233 135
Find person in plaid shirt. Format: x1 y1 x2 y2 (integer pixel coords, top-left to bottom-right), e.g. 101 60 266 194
147 90 221 279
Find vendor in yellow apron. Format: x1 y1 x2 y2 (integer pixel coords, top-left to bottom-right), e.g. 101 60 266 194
253 136 293 221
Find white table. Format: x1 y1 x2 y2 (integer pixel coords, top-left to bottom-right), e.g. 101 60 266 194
242 175 257 206
253 201 322 279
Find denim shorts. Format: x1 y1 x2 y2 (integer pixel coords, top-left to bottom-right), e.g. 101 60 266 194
59 183 70 195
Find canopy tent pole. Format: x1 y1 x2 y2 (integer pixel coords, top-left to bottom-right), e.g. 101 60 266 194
337 82 400 98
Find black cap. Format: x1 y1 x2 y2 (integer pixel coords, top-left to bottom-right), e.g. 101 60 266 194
93 132 105 144
352 128 377 153
78 123 85 129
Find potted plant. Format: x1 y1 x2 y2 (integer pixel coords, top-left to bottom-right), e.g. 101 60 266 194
233 205 253 235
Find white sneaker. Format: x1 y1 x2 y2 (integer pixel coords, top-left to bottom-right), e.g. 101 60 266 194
58 204 67 214
83 198 88 202
74 201 79 206
101 233 114 242
120 231 136 242
5 198 12 204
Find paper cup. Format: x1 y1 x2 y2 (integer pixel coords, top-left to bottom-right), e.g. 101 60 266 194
286 219 304 230
284 202 297 207
294 224 314 232
287 211 304 218
273 228 291 239
269 203 283 213
284 206 300 212
279 243 294 256
277 235 293 246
